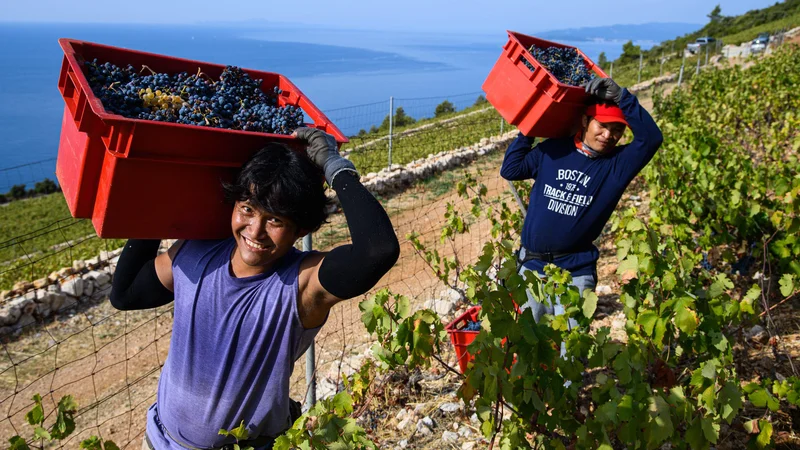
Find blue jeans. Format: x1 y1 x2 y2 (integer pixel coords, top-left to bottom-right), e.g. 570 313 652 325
517 263 597 356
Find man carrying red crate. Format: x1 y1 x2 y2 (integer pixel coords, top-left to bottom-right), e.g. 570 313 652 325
500 77 663 335
109 129 399 450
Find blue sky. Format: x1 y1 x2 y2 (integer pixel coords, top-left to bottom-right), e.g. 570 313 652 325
1 0 784 32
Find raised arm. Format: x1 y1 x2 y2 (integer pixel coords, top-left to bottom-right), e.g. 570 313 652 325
500 133 541 181
109 239 182 310
584 78 663 179
614 88 663 173
294 129 400 329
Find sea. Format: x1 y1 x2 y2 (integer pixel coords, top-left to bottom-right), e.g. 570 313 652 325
0 22 657 191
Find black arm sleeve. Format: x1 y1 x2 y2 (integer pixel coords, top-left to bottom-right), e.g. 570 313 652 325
109 240 175 310
318 171 400 299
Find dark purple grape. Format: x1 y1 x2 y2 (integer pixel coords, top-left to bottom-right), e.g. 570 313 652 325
83 60 304 135
520 45 595 87
463 320 481 331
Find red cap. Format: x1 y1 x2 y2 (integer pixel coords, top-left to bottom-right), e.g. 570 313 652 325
586 103 629 127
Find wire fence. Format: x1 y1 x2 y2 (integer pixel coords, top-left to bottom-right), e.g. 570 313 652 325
0 159 59 195
0 91 516 448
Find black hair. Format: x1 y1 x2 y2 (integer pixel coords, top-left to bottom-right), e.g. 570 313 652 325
223 143 330 232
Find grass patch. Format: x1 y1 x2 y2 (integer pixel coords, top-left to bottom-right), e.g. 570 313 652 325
719 12 800 45
0 194 125 290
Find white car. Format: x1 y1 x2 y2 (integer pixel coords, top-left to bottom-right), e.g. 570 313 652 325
687 37 716 54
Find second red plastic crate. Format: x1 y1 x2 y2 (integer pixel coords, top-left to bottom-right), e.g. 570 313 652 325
482 31 607 138
446 306 482 374
55 38 348 239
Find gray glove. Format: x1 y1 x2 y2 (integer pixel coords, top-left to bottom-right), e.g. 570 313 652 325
583 77 624 104
293 127 357 186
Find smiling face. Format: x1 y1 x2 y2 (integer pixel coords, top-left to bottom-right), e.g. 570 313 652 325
230 200 306 278
581 115 627 153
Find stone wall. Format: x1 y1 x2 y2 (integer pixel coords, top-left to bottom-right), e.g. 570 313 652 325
0 132 517 338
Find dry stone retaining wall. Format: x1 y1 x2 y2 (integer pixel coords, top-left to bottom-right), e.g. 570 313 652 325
0 132 517 338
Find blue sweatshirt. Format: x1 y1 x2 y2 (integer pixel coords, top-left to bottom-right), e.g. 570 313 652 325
500 89 663 277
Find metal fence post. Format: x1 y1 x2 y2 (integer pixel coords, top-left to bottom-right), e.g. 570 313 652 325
388 96 394 169
696 54 701 75
303 233 316 410
705 43 709 66
678 54 685 87
610 62 613 79
637 52 643 84
500 117 504 135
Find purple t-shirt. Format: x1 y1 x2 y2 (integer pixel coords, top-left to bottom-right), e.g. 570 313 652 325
146 238 323 449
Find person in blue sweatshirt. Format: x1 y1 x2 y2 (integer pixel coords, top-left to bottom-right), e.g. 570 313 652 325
500 77 663 329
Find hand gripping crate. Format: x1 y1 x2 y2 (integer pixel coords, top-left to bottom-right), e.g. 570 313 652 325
55 38 348 239
481 31 607 138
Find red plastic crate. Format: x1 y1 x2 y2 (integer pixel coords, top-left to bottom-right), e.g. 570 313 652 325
481 31 607 138
55 38 348 239
446 306 482 374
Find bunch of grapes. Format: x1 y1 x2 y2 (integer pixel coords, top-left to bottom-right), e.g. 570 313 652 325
463 320 482 331
83 59 304 135
730 255 755 275
700 252 713 271
520 45 595 87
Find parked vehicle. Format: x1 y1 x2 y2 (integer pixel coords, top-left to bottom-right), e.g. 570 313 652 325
687 36 716 54
751 32 770 53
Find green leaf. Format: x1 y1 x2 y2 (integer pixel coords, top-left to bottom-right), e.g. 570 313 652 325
749 387 769 408
8 436 30 450
617 239 632 260
675 305 699 335
273 436 291 450
57 395 78 412
685 418 707 450
757 420 773 448
779 274 795 298
80 436 102 450
331 392 354 416
617 256 639 280
662 271 677 291
396 295 411 319
25 394 44 426
637 310 658 336
228 420 249 441
719 382 743 424
710 331 729 353
596 401 617 425
701 360 718 380
582 290 598 318
617 395 634 421
646 396 674 447
745 285 761 302
33 427 51 441
359 297 377 333
104 440 121 450
701 417 720 443
653 318 667 347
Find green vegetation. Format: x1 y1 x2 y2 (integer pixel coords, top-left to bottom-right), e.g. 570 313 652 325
719 10 800 44
0 193 125 290
300 39 800 449
345 105 504 174
434 100 456 117
599 0 800 88
0 178 60 205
